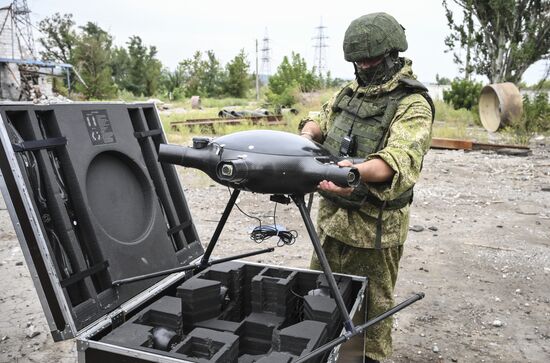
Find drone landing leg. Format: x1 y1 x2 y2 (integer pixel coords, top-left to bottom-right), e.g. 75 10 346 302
199 188 241 267
292 194 355 334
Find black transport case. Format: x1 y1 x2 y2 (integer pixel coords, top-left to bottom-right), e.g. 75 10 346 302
0 102 367 362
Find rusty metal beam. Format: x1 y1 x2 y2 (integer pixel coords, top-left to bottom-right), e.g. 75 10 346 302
431 138 474 150
430 137 529 151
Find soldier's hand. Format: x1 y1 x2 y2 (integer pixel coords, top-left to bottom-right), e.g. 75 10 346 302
337 159 353 167
318 180 354 196
317 159 356 196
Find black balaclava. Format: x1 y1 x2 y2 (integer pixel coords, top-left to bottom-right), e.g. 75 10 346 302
354 52 404 86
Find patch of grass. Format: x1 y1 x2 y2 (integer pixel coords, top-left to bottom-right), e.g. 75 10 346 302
433 100 476 125
432 121 468 139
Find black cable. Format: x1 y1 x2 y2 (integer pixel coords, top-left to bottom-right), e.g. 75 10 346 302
227 187 262 226
250 201 297 246
228 187 298 247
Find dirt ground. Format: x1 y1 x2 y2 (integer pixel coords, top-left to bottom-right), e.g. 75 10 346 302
0 135 549 362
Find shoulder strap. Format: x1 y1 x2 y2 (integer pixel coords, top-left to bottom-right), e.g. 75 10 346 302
398 77 428 92
331 84 355 113
398 78 435 122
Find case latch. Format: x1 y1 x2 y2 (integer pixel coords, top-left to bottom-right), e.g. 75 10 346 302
111 310 125 329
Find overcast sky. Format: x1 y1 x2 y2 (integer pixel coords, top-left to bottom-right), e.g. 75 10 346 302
24 0 548 84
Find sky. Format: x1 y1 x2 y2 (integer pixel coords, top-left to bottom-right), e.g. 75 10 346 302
21 0 549 84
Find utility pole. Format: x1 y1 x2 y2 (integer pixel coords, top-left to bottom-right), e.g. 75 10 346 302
255 39 259 101
312 18 329 77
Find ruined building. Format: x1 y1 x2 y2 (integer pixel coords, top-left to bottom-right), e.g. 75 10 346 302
0 1 70 101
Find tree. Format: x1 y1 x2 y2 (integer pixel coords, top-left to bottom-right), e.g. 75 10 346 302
110 46 131 91
126 36 162 96
160 66 185 99
37 13 77 64
443 0 550 83
176 50 226 97
72 23 116 99
177 51 207 96
268 52 320 95
222 49 250 97
436 73 452 85
201 50 224 96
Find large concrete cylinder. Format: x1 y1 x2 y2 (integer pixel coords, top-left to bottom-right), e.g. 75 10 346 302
478 82 523 132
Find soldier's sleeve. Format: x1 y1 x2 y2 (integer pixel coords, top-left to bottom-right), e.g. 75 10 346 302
318 100 331 136
365 93 433 200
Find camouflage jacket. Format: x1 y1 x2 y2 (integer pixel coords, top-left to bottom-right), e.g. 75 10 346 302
316 59 433 249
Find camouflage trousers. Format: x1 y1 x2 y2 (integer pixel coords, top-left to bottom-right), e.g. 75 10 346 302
310 233 404 361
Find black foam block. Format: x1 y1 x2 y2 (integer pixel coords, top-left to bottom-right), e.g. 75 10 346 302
255 352 296 363
274 320 328 357
251 268 298 317
316 274 353 306
133 295 183 333
101 323 153 348
194 318 242 334
237 312 285 357
303 295 341 338
178 278 222 325
172 328 239 363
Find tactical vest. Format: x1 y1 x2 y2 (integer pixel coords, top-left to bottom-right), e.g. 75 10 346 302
319 78 435 248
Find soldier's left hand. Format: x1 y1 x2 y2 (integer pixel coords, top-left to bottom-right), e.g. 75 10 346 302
318 180 354 196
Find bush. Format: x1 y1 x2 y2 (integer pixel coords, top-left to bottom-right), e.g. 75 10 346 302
266 83 301 107
443 79 483 110
522 92 550 132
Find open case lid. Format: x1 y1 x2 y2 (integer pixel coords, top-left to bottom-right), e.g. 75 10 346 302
0 102 204 340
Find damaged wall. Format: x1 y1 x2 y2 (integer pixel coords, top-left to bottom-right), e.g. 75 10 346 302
0 7 53 100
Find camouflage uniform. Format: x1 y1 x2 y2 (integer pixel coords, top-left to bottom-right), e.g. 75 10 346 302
309 59 433 361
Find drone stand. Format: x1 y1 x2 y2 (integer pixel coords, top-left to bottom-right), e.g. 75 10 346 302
291 193 356 333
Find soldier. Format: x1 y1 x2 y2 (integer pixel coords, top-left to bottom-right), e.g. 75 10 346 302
299 13 434 363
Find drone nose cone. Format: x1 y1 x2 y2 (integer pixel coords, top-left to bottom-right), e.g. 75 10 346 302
347 169 361 187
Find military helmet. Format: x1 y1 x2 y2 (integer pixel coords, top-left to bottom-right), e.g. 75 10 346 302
343 12 408 62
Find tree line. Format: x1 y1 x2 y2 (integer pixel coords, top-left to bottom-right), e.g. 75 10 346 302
38 13 341 103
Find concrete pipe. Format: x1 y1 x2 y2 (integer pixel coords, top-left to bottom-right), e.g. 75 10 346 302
478 82 523 132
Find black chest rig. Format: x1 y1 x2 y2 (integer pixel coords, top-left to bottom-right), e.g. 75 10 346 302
319 78 434 247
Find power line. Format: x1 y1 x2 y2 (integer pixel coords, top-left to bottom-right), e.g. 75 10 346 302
312 18 328 77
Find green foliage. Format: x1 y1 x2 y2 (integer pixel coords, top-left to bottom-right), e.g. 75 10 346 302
443 78 483 111
443 0 550 83
124 36 162 97
159 66 185 100
222 49 251 98
175 51 223 97
522 92 550 132
37 13 77 64
267 52 321 106
201 51 224 96
72 22 116 99
111 46 131 91
52 77 68 97
435 73 451 85
531 79 550 91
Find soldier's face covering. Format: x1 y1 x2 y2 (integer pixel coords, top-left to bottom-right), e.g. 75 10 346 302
355 54 402 86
